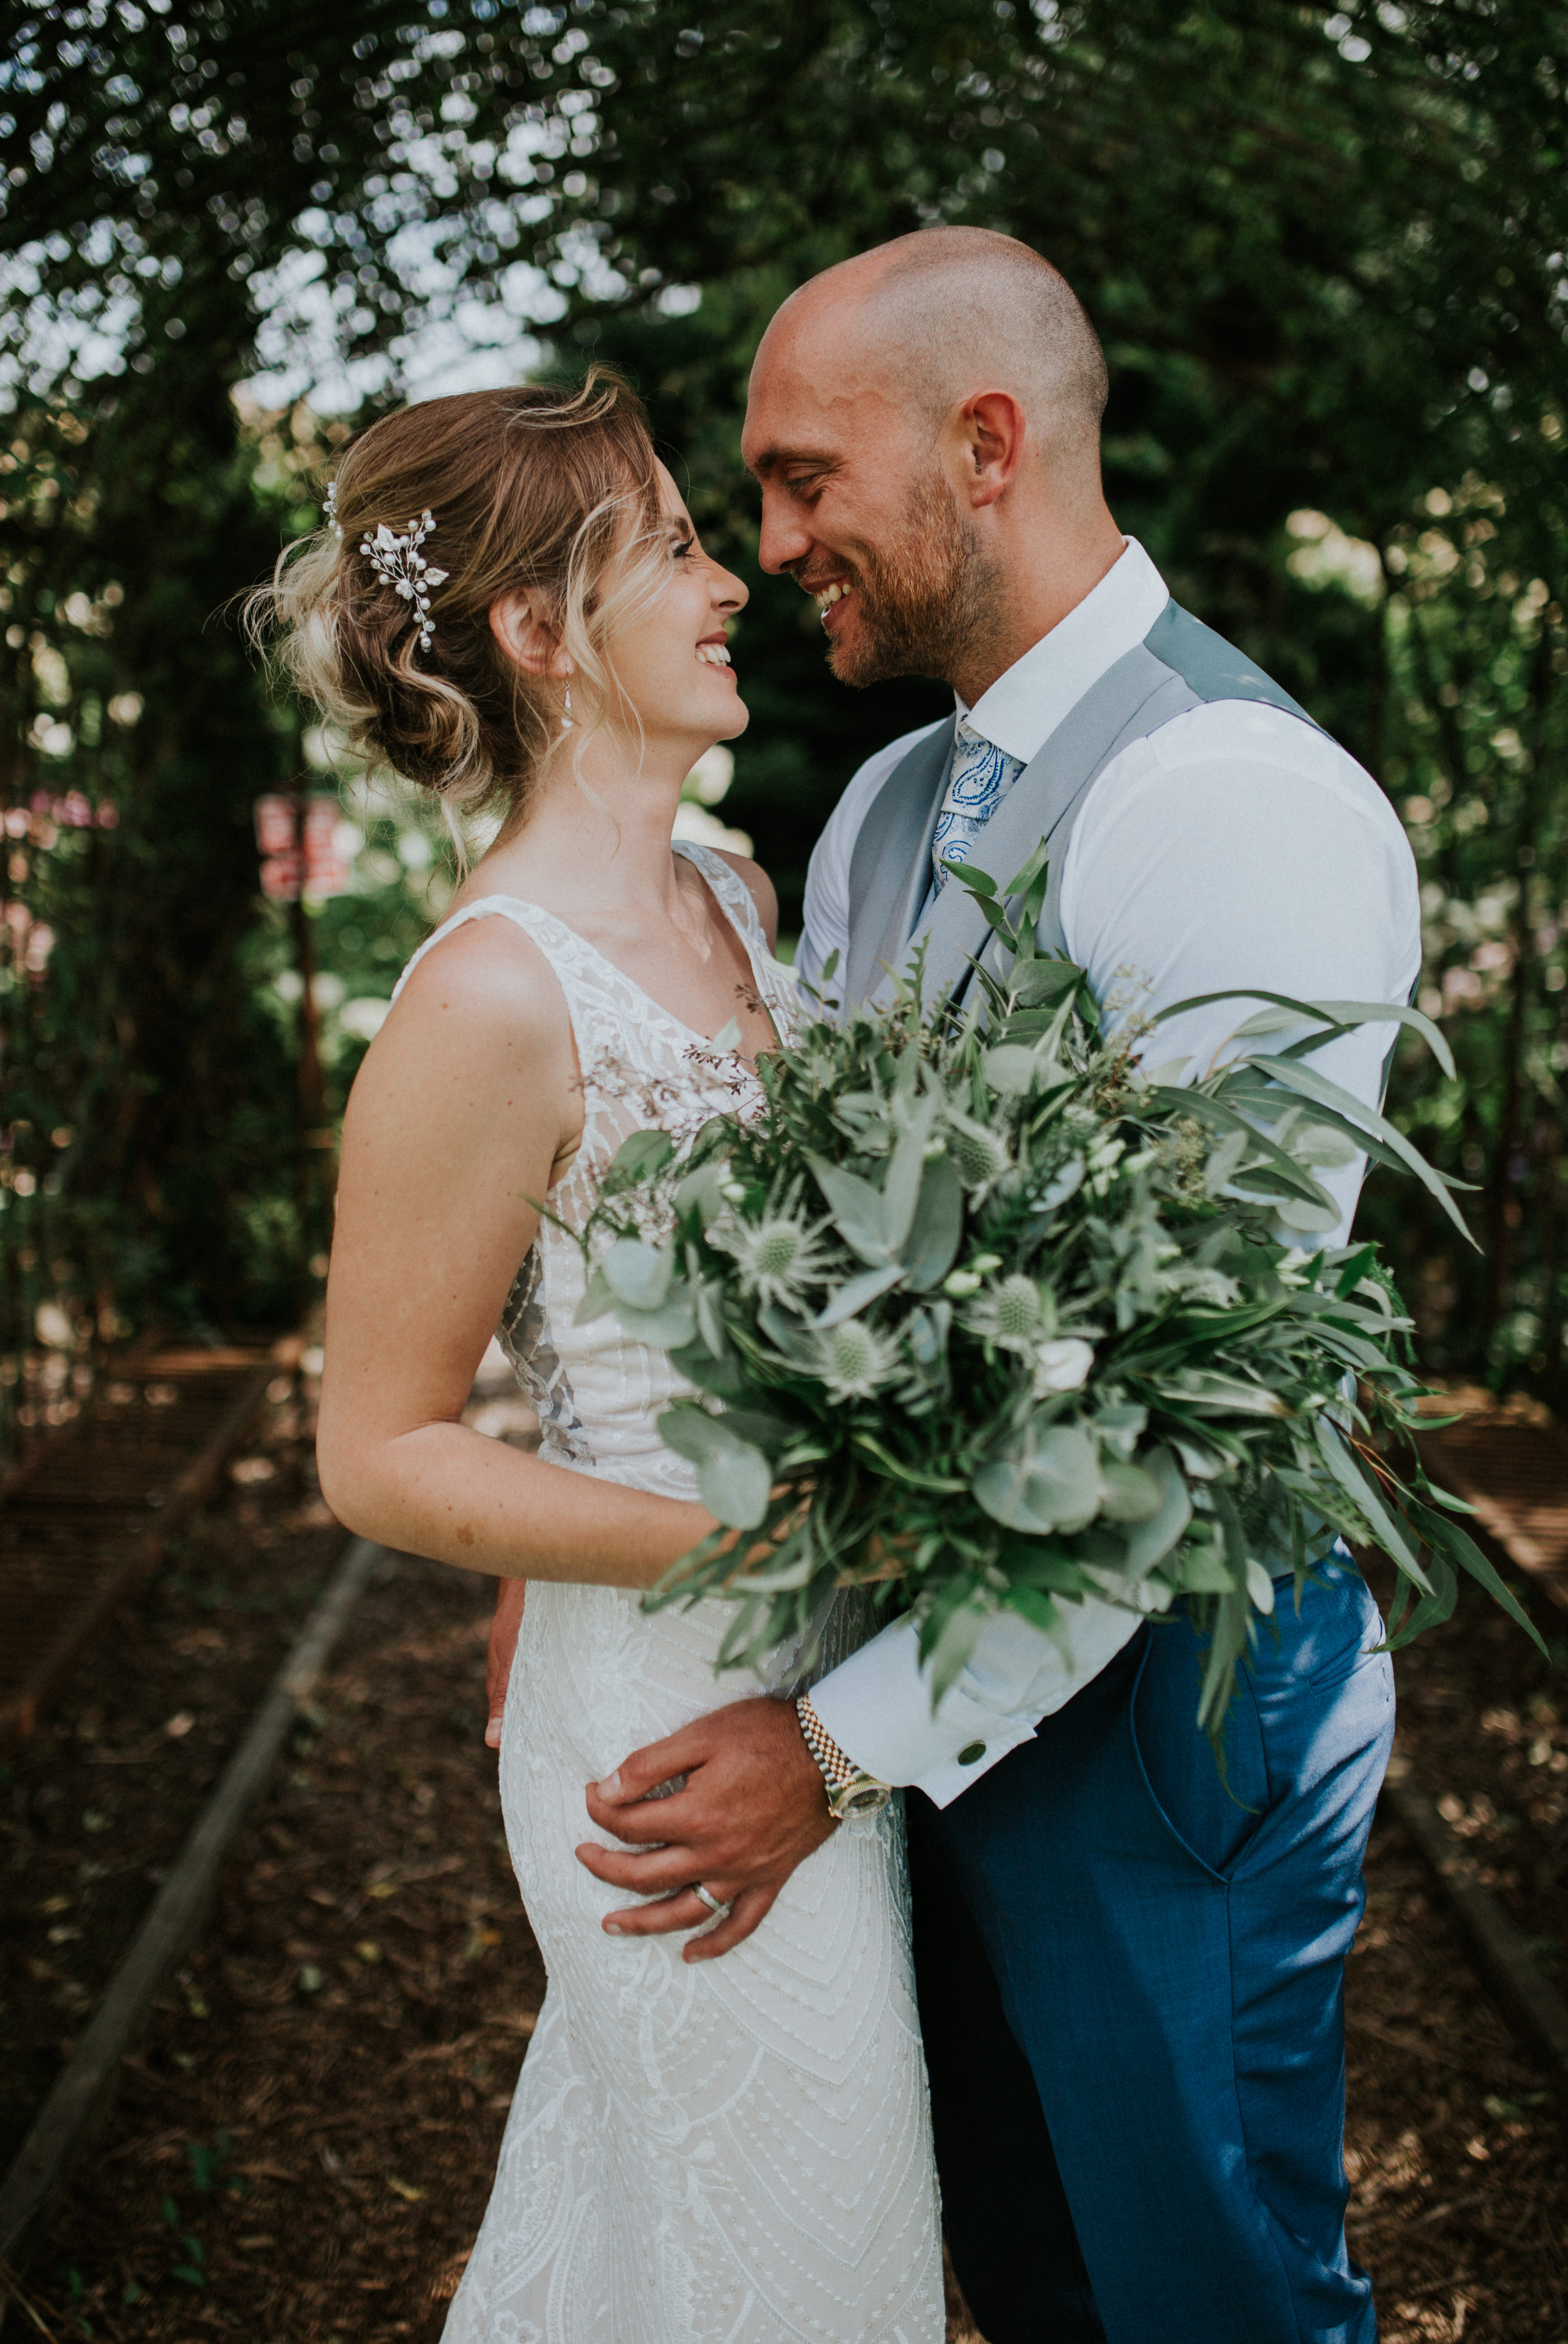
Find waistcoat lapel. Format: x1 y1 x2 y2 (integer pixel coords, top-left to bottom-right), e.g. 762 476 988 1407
847 595 1326 1016
880 640 1185 1009
844 717 955 1009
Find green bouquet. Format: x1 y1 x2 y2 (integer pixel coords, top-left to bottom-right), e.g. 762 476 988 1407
573 841 1544 1745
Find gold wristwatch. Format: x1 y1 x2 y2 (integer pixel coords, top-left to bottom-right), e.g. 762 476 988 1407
795 1690 894 1822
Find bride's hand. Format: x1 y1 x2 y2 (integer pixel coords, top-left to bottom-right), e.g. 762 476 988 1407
485 1577 527 1749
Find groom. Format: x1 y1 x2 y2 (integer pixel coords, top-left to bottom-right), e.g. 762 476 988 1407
569 230 1419 2343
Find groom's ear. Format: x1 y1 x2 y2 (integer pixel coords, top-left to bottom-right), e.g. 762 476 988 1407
490 589 571 679
950 389 1028 510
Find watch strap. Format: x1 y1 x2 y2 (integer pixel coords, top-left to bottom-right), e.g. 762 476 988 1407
795 1690 892 1818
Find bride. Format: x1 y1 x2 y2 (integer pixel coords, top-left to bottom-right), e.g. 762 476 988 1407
257 369 943 2343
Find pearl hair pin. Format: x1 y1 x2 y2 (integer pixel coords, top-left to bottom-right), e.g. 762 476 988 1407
324 482 449 653
359 511 448 652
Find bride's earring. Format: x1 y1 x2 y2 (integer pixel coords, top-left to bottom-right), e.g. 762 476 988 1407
560 675 574 731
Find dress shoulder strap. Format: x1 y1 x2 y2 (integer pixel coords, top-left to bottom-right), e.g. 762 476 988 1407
672 839 797 1035
672 839 767 955
393 890 572 1003
390 894 586 1005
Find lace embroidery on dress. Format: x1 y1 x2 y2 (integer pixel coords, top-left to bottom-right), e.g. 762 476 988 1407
498 1246 592 1467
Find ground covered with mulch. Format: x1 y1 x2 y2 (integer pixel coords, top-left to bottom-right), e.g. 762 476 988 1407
4 1487 1565 2341
0 1368 345 2177
1380 1561 1568 2006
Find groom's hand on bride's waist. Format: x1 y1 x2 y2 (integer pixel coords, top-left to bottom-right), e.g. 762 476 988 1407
577 1697 833 1963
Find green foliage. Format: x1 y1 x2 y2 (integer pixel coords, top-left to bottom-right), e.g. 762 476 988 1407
1358 469 1568 1386
574 858 1542 1742
1 0 1565 1457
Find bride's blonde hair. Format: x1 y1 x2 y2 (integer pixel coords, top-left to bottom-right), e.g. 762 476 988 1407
250 367 668 829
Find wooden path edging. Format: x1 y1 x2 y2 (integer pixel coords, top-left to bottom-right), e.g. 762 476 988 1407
0 1534 387 2277
1384 1766 1568 2092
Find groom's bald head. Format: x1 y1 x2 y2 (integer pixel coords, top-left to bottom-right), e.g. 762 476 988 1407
743 230 1121 700
749 228 1108 495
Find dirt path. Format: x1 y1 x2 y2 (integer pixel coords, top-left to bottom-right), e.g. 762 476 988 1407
6 1541 1566 2343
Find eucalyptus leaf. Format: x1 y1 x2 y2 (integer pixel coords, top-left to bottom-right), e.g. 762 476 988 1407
806 1155 896 1266
696 1445 773 1529
920 1594 987 1707
1174 1546 1235 1594
901 1152 965 1291
982 1044 1046 1096
973 1423 1102 1535
1003 834 1053 910
1409 1500 1549 1658
602 1238 675 1312
668 1341 751 1402
656 1405 772 1529
615 1291 698 1349
815 1263 907 1326
602 1128 675 1194
1098 1459 1164 1523
1120 1447 1193 1578
574 1263 617 1326
675 1159 734 1224
1011 958 1082 1009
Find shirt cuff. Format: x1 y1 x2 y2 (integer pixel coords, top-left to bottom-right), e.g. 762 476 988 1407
807 1598 1143 1808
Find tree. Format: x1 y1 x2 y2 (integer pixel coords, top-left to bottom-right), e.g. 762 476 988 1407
2 0 1564 1456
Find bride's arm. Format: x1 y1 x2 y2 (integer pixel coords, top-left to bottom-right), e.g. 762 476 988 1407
316 917 715 1587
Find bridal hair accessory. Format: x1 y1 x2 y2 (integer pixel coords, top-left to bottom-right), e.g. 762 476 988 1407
322 480 342 539
359 510 449 652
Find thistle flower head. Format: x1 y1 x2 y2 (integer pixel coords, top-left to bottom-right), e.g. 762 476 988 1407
961 1272 1050 1351
814 1317 899 1402
991 1275 1044 1338
947 1115 1011 1191
715 1209 832 1306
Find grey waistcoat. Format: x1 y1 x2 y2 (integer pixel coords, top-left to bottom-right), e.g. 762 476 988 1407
844 599 1324 1012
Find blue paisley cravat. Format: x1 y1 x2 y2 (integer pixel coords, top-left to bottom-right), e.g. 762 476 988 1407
930 717 1025 894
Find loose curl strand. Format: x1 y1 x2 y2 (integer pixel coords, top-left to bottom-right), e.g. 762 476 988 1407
246 368 671 844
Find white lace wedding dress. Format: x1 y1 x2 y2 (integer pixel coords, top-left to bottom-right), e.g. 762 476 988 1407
395 843 943 2344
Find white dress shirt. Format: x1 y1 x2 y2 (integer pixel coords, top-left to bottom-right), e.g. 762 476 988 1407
799 538 1421 1805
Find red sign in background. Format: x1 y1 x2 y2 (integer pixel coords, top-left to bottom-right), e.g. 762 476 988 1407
253 795 350 902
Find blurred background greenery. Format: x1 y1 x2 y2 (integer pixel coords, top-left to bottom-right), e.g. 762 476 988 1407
1 0 1564 1462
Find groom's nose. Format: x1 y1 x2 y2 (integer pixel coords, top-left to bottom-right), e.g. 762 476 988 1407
756 485 813 577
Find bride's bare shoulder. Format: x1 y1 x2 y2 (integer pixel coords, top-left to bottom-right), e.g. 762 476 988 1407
394 909 564 1023
356 910 574 1113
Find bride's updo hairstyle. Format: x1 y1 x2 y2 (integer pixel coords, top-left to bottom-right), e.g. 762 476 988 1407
255 367 665 826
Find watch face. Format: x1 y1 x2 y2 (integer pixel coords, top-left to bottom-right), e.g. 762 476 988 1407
838 1783 893 1818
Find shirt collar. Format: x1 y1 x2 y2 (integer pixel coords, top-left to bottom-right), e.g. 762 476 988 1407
958 538 1171 766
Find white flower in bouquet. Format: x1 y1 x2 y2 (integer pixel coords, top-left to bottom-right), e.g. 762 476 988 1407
1031 1337 1096 1396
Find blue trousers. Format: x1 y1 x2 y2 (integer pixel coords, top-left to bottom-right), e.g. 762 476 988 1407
909 1559 1393 2344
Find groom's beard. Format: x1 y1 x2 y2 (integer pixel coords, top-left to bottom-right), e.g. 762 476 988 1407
825 471 1000 690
